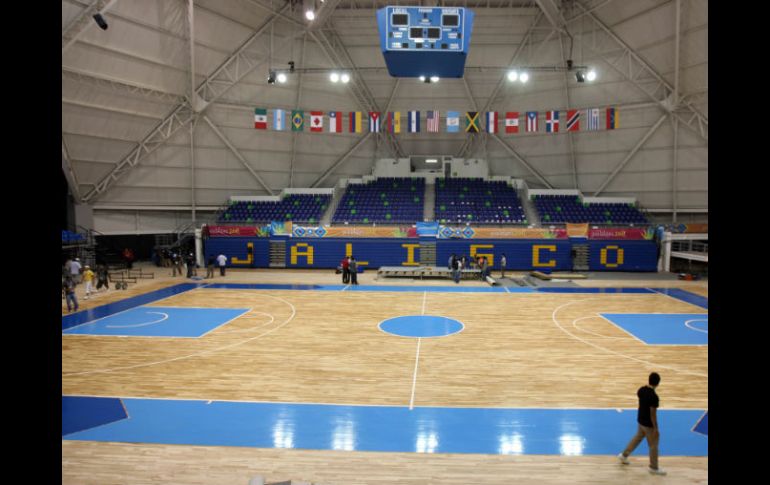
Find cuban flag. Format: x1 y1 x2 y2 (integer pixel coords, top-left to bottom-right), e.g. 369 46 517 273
446 111 460 132
408 111 420 133
545 110 559 133
310 111 323 132
587 108 600 131
369 112 380 132
526 111 538 132
566 109 580 132
486 111 498 133
427 110 440 132
273 109 286 131
329 111 342 133
505 112 519 133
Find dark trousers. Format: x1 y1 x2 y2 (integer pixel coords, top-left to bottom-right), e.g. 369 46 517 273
220 265 226 276
342 268 349 284
96 279 109 290
350 269 358 285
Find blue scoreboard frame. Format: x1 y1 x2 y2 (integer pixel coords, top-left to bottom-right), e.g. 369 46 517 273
377 6 474 78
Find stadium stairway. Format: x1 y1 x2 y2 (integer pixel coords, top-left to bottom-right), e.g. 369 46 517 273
521 193 540 226
423 179 435 222
320 188 344 226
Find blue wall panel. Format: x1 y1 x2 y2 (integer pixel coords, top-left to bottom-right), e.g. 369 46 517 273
437 239 572 270
588 240 657 271
204 238 270 268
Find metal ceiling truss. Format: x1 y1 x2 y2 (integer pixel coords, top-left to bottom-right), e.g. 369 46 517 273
81 3 295 203
62 139 83 202
62 0 118 53
62 67 186 104
573 2 707 142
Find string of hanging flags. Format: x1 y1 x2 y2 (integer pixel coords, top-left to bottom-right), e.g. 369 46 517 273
254 108 618 133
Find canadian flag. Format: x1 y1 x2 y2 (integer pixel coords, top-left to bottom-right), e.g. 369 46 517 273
310 112 323 132
505 112 519 133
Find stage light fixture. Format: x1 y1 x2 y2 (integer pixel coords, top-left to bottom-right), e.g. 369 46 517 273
340 73 350 83
267 70 276 84
330 72 340 83
507 70 518 82
277 73 287 83
575 70 585 83
586 70 597 81
419 75 426 82
519 72 529 83
430 76 439 83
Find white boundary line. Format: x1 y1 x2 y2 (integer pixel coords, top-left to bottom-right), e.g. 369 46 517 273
597 313 709 347
377 315 465 339
105 311 169 329
61 392 707 410
571 315 634 340
595 314 649 345
647 287 709 311
62 295 296 376
409 337 422 410
421 291 427 315
685 319 708 334
551 301 707 378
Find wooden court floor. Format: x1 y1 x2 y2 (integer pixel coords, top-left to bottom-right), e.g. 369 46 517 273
62 268 708 484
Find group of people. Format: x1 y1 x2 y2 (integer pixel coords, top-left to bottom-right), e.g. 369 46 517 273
338 256 359 285
448 253 507 283
62 257 111 313
167 251 228 279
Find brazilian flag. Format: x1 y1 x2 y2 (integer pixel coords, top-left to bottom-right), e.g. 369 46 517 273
292 111 304 131
465 111 480 133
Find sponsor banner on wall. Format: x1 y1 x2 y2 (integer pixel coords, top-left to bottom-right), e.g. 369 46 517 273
270 221 293 236
668 223 708 234
207 226 263 237
438 226 568 239
588 227 654 240
293 226 418 238
566 223 589 238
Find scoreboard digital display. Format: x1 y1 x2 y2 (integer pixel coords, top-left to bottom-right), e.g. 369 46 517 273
377 6 474 78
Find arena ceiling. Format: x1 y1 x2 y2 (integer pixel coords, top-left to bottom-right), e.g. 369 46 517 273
62 0 707 216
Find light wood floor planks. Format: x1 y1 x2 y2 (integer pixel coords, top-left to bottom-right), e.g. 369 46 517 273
62 265 708 484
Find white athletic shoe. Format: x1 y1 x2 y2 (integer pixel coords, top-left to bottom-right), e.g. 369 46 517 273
617 453 630 465
648 467 667 475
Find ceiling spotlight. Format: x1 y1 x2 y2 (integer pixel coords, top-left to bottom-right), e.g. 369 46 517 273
507 70 518 82
575 70 585 83
305 10 315 21
419 75 426 82
92 13 108 30
277 72 287 83
430 76 439 83
330 72 340 83
267 70 276 84
340 73 350 83
586 70 597 81
519 72 529 83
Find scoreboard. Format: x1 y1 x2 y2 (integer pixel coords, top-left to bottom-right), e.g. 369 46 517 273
377 6 474 78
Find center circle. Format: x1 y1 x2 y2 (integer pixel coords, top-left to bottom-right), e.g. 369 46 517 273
378 315 464 338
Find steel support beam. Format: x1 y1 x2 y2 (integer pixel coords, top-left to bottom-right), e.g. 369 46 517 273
672 115 679 223
62 67 186 104
534 0 566 32
62 0 118 54
81 5 293 202
290 34 309 188
575 3 707 142
593 113 667 196
311 133 373 188
190 117 198 225
558 32 578 189
201 115 274 195
489 134 553 189
62 139 83 202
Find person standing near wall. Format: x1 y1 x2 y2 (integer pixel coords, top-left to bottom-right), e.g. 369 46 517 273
500 254 507 278
217 253 228 276
349 256 358 285
206 256 215 279
341 256 350 284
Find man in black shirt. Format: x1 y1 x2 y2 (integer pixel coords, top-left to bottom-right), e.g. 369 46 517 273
618 372 667 475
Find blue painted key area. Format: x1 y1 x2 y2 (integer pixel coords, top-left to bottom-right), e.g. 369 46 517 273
62 397 707 456
601 313 708 345
379 315 464 338
692 412 708 436
62 396 127 436
63 306 250 337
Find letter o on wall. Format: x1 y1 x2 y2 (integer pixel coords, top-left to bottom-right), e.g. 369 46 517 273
600 245 624 268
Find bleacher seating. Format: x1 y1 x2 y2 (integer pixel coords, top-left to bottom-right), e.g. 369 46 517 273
332 177 425 224
533 195 648 224
435 178 527 225
218 194 331 224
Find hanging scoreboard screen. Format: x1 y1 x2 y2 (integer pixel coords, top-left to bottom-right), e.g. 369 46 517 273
377 6 474 78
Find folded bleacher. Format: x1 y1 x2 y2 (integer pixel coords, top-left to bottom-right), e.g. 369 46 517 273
435 178 527 225
533 195 648 224
218 194 331 224
333 177 425 224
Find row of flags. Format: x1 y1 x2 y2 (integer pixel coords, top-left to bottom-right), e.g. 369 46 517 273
254 108 619 133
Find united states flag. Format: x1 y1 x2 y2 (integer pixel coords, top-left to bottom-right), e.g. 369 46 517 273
427 110 440 132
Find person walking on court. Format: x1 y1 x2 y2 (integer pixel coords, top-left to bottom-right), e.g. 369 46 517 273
217 253 228 276
82 265 95 299
340 256 348 284
63 276 79 313
206 256 215 279
618 372 667 475
349 256 358 285
69 257 82 284
96 264 110 292
500 253 507 278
